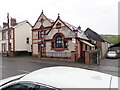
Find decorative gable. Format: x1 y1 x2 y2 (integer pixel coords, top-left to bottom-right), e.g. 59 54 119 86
33 11 52 30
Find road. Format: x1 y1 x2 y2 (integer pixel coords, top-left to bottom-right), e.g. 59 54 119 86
0 55 119 79
0 56 58 79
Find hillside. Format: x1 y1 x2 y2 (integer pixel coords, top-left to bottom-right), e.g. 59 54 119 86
101 34 120 44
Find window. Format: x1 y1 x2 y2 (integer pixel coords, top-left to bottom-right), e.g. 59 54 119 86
38 31 45 39
51 33 68 51
38 31 40 39
41 31 44 38
2 43 6 52
56 36 63 48
2 32 6 40
56 22 61 29
64 41 67 48
2 83 39 90
26 37 29 44
2 83 57 90
52 42 54 48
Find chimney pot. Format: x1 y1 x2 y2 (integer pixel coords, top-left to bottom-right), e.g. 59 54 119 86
3 22 8 28
11 18 17 26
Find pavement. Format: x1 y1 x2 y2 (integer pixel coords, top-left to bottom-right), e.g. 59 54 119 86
31 57 119 77
31 57 98 70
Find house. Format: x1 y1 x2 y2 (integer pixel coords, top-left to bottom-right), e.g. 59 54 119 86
32 11 95 62
85 28 110 58
0 18 32 56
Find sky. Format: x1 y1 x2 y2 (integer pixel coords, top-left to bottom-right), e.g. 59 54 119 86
0 0 119 35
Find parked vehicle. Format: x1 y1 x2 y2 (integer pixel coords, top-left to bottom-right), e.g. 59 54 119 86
106 51 117 59
0 66 119 89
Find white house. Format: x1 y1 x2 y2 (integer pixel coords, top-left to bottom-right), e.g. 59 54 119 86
0 18 32 56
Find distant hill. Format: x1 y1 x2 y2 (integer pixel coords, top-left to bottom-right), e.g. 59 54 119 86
101 34 120 44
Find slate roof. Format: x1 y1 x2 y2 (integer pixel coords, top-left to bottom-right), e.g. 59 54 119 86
85 28 105 42
109 43 120 48
1 20 31 31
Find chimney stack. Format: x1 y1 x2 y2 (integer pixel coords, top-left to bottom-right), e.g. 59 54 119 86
78 26 81 30
11 18 17 26
3 22 8 28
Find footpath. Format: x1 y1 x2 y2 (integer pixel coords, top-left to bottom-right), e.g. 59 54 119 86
31 57 119 77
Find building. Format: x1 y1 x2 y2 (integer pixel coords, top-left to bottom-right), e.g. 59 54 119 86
85 28 110 58
0 18 32 56
32 11 95 62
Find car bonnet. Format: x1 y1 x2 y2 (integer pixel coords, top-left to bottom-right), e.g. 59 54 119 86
19 66 117 88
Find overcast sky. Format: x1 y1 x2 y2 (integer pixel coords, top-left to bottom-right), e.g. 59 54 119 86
0 0 119 35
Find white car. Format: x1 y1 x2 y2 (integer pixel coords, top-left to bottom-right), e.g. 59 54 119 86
106 51 117 59
0 66 119 89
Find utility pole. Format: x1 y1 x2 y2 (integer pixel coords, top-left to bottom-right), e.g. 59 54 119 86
7 13 10 56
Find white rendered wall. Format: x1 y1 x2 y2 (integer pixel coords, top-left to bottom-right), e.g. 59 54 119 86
15 22 32 52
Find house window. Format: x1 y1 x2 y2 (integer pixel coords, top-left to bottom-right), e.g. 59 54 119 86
56 22 61 29
38 31 45 39
56 36 63 48
41 31 44 38
2 32 6 40
26 37 29 44
2 43 6 52
38 31 40 39
51 33 68 51
64 41 67 48
52 42 54 48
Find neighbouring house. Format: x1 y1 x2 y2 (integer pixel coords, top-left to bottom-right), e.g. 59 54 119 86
32 11 95 62
85 28 110 58
0 18 32 56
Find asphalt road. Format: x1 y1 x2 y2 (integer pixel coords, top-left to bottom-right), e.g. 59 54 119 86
0 55 119 79
0 56 58 79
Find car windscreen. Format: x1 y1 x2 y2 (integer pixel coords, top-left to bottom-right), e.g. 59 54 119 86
0 74 26 87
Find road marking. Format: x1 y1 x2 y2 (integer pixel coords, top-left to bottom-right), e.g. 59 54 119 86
18 70 29 73
0 66 6 68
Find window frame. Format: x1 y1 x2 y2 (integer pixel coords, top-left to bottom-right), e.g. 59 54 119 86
26 37 29 44
2 43 6 52
2 31 6 40
1 81 59 90
38 30 45 39
51 33 68 51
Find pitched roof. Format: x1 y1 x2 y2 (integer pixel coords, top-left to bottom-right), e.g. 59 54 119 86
85 28 105 42
33 11 53 29
46 16 89 40
2 20 31 31
109 43 120 48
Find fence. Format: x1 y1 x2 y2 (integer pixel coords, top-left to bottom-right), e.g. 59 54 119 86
41 52 71 59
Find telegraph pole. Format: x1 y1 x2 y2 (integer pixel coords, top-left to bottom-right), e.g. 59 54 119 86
7 13 10 56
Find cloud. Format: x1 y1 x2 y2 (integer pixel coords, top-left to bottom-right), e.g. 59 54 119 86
0 0 119 35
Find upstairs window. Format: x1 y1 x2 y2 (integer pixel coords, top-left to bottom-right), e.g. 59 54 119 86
2 32 6 40
56 22 61 29
41 31 44 38
26 37 29 44
38 31 45 39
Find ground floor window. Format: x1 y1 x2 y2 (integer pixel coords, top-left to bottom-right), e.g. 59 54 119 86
56 35 63 48
2 43 6 52
51 33 68 51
